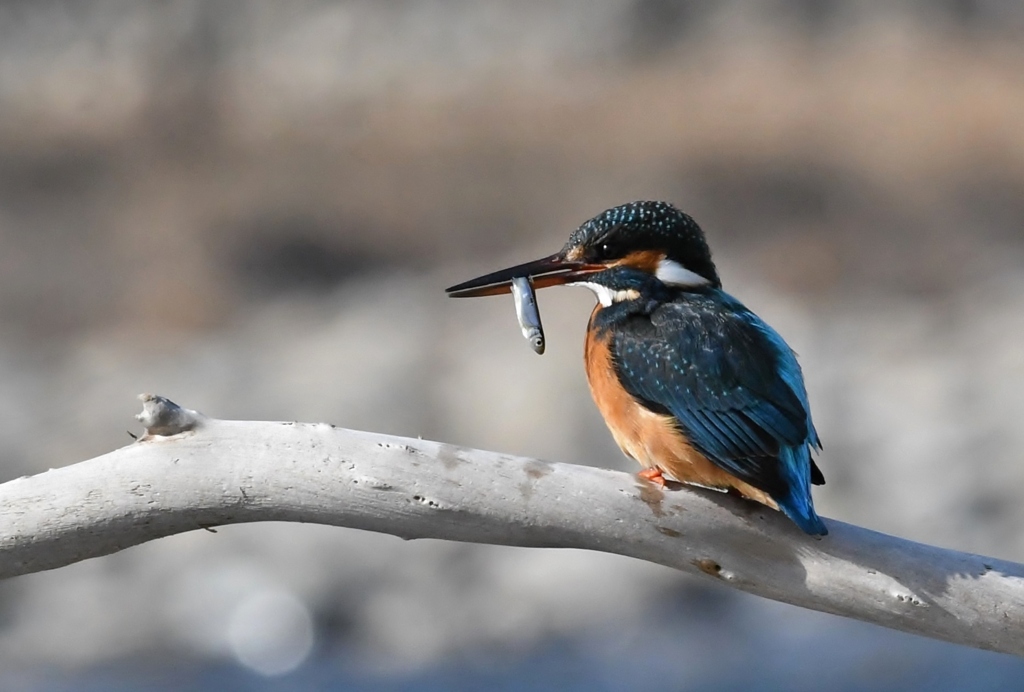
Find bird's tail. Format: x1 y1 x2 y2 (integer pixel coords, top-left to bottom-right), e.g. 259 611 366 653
773 446 828 536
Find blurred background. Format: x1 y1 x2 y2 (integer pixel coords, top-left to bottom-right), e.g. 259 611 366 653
1 0 1023 689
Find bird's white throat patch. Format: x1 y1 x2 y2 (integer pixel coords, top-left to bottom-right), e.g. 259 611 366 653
572 282 641 307
571 258 708 306
655 258 711 288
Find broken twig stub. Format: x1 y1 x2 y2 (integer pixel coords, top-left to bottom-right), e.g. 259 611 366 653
135 394 205 439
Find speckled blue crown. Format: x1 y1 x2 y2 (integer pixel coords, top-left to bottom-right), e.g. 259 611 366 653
565 201 720 287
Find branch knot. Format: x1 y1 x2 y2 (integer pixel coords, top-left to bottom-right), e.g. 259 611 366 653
135 394 205 439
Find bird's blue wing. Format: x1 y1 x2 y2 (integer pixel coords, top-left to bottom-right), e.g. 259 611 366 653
609 292 825 532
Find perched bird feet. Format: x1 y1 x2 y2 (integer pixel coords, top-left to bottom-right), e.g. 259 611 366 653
638 467 667 487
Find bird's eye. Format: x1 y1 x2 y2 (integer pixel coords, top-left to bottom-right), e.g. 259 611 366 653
594 242 616 260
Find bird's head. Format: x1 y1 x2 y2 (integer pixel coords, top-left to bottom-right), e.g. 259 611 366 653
446 201 720 306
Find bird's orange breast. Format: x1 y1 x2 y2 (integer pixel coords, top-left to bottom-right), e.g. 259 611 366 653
584 308 776 508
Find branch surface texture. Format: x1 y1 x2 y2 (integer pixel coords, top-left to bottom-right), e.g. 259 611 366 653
1 394 1022 657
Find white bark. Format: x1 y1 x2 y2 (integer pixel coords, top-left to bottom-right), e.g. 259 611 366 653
1 394 1022 657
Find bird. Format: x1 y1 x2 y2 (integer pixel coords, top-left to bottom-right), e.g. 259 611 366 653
446 201 827 535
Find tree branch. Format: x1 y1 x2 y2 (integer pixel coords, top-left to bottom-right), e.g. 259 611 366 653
1 395 1022 657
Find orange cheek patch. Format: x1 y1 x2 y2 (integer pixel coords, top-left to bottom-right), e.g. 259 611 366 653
614 250 664 272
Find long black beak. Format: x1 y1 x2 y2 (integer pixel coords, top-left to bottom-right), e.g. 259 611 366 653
446 253 603 298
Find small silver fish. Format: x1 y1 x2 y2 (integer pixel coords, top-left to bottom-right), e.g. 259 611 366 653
510 276 545 355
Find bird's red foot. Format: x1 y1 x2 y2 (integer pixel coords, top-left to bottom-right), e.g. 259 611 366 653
638 468 666 487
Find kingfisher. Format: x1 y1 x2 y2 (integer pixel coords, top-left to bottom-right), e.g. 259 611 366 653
446 201 827 535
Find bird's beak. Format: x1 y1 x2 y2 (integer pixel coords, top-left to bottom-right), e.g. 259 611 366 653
446 253 603 297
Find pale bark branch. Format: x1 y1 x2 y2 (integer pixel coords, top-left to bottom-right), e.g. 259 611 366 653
1 395 1022 657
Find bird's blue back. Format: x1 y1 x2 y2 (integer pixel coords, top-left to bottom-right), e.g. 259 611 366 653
597 288 827 535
